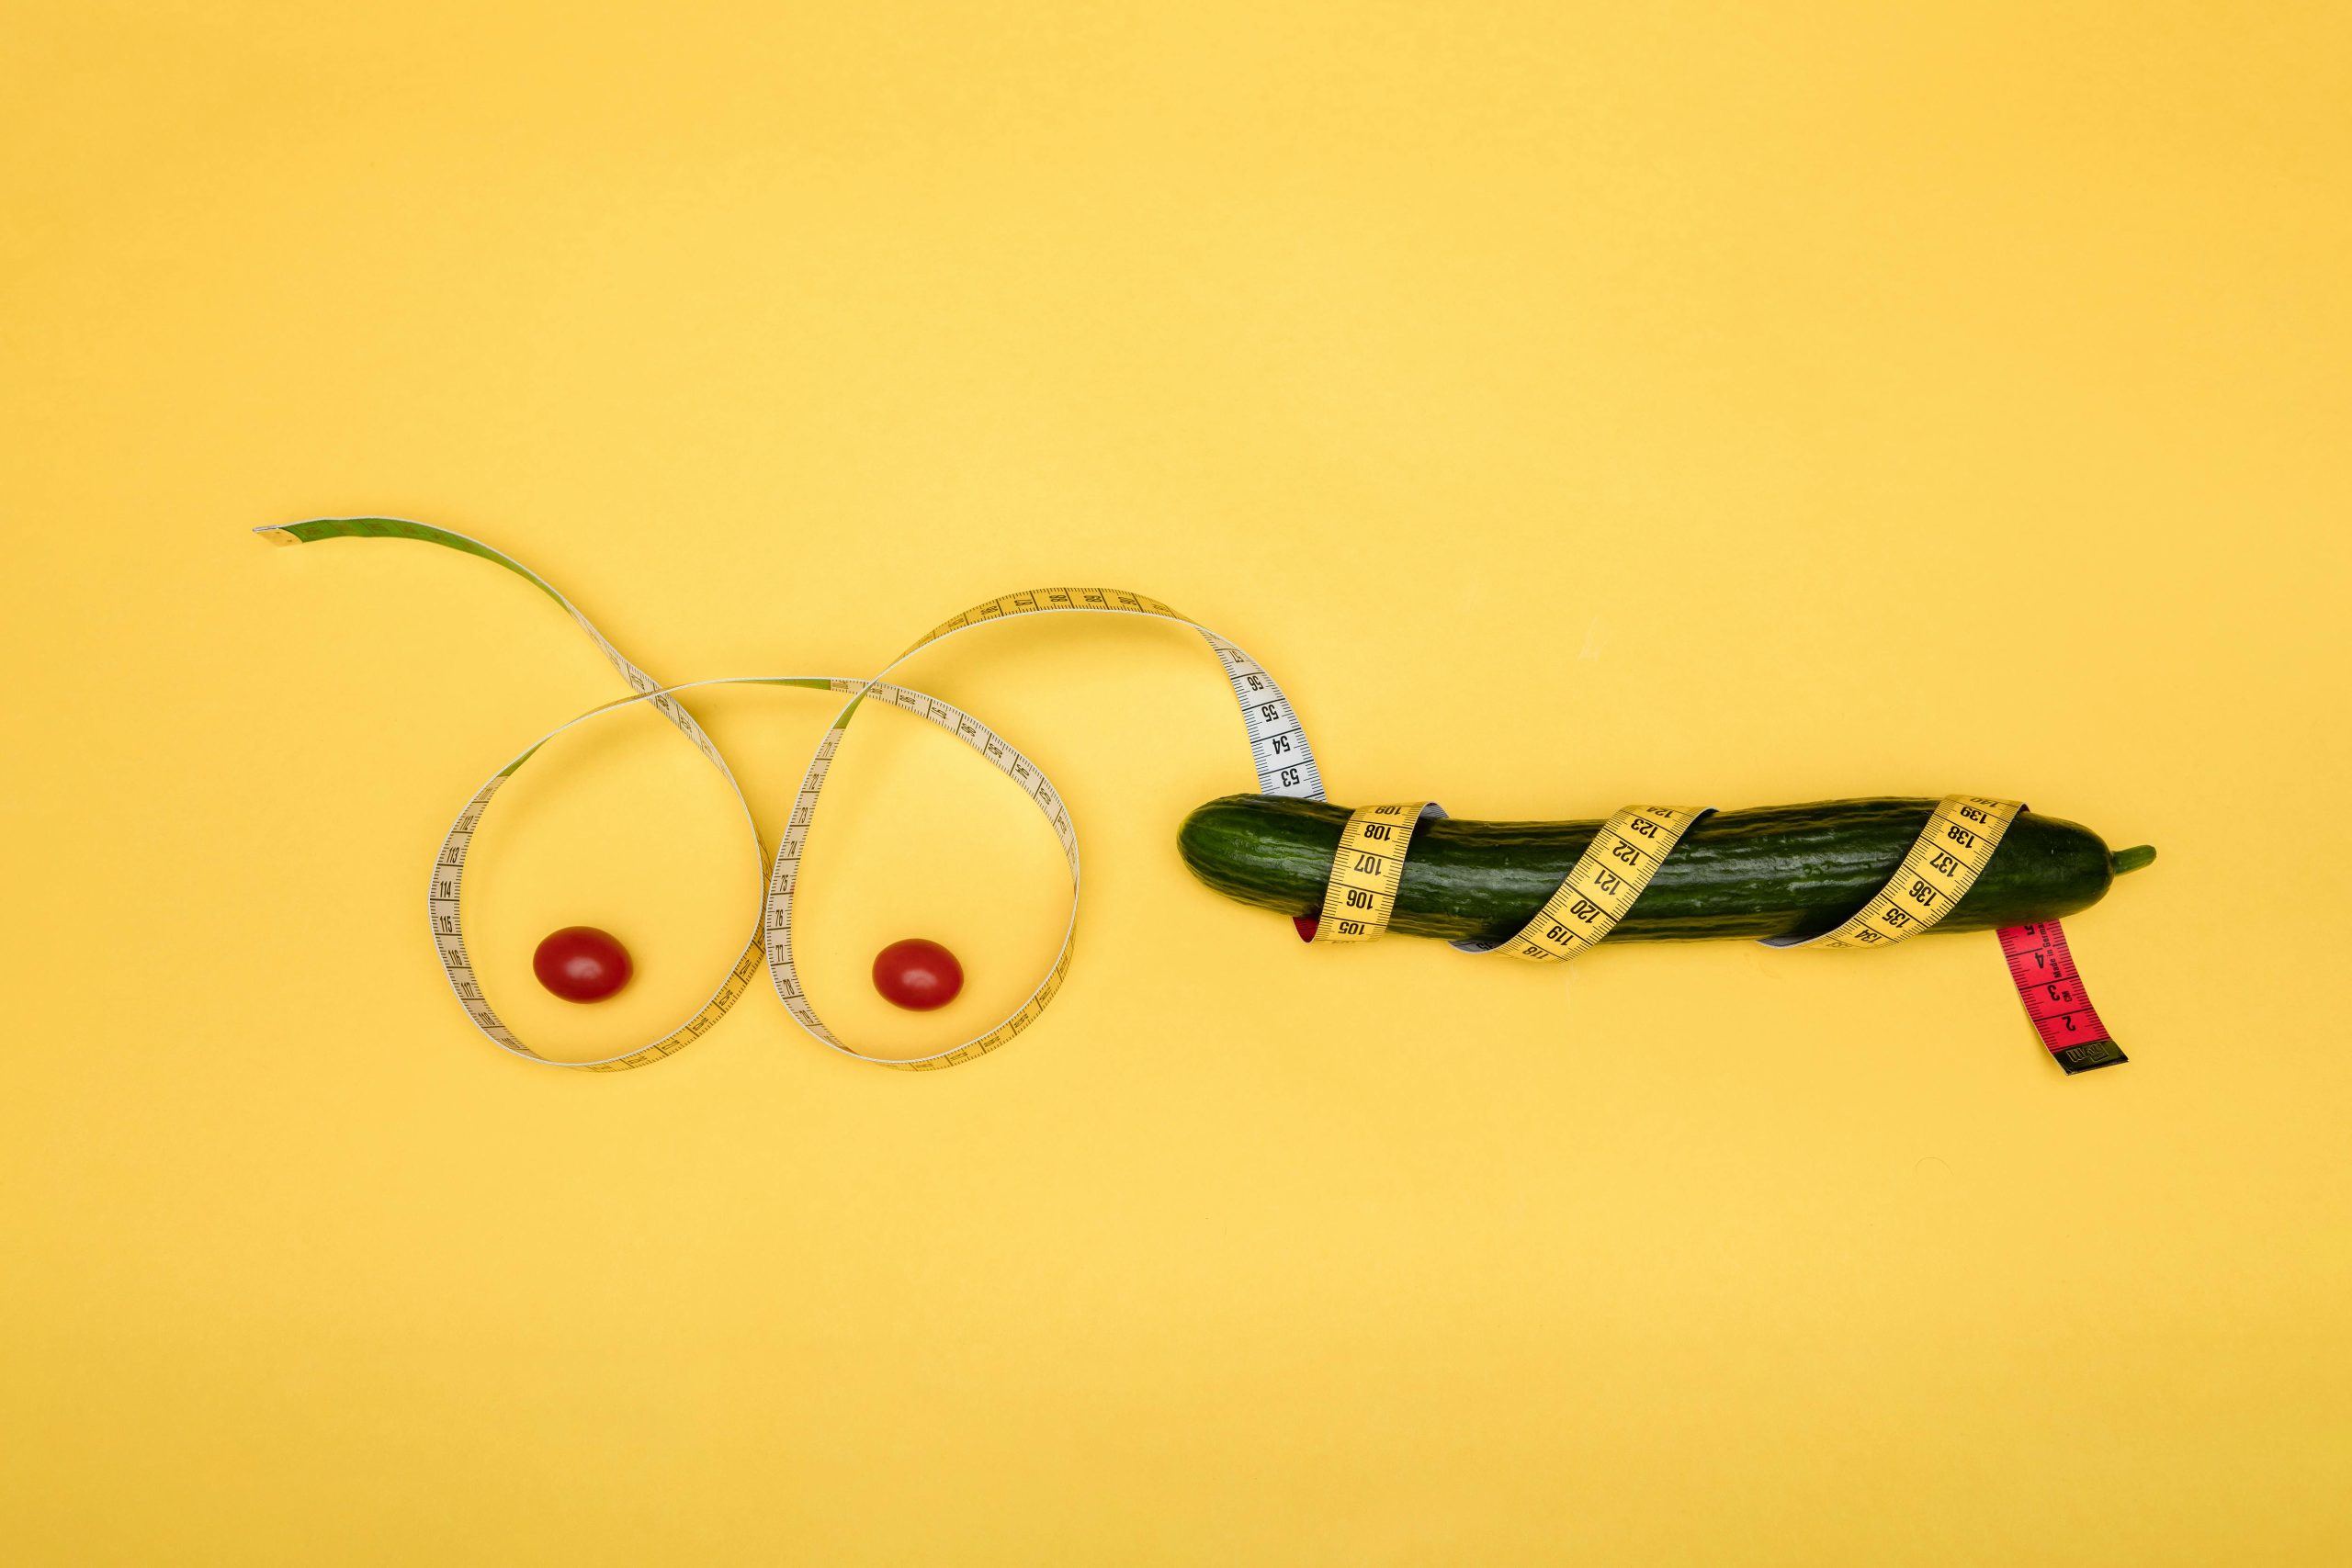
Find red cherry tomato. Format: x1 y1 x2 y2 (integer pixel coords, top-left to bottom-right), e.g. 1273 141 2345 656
533 925 633 1002
872 938 963 1010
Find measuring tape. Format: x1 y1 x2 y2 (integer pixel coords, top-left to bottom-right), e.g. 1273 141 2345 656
1999 922 2128 1074
259 515 2123 1077
262 516 1319 1071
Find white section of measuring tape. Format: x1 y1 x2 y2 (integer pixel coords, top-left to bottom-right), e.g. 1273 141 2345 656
259 518 1322 1072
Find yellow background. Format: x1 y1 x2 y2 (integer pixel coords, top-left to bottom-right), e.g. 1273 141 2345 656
6 3 2348 1562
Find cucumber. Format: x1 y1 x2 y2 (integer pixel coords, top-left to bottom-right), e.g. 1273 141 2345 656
1177 795 2153 945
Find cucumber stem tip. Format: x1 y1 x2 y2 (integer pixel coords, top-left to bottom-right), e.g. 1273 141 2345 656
2110 844 2157 874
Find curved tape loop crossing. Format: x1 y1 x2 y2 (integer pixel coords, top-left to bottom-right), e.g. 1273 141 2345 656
260 518 1319 1071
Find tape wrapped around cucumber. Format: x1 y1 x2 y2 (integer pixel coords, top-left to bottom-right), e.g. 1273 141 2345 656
1178 795 2155 950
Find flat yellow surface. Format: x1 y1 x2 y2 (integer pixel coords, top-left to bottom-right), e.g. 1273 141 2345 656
6 4 2349 1562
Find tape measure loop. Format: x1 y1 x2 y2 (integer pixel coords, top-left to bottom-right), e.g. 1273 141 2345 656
262 518 1324 1071
424 677 773 1071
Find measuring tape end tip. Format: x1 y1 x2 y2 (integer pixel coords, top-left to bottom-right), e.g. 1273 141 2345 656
2055 1041 2131 1075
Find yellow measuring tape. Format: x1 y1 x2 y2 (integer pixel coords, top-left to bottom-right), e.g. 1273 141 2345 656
1770 795 2022 950
260 516 2037 1073
1313 802 1441 942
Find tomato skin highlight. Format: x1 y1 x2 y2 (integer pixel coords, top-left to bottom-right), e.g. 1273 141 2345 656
533 926 633 1002
872 938 964 1010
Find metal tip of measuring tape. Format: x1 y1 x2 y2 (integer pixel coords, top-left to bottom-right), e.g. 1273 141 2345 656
254 525 301 547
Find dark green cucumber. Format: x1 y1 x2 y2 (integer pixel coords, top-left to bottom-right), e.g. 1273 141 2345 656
1178 795 2153 945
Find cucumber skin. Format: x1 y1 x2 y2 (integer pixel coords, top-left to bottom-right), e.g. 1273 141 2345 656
1177 795 2116 945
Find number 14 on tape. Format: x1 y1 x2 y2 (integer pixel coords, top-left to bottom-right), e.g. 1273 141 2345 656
1998 920 2127 1075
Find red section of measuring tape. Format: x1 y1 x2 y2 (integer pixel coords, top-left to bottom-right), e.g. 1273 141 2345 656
1997 919 2127 1075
